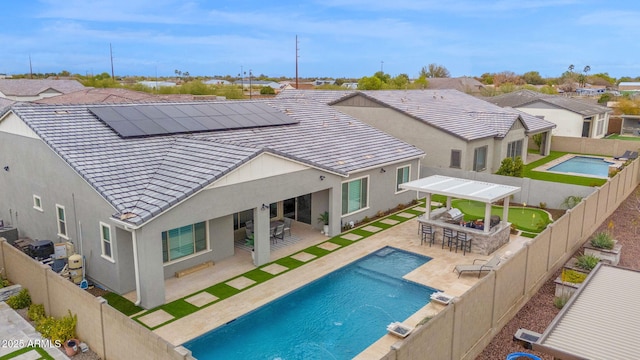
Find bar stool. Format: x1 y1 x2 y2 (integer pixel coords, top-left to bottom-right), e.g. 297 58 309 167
456 232 472 255
421 225 435 246
442 228 457 250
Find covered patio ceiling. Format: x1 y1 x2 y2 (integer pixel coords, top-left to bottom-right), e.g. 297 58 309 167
400 175 521 233
400 175 521 203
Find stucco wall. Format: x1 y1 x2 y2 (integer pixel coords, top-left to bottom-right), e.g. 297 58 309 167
518 103 585 137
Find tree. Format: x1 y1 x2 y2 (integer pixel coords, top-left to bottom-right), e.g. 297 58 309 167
260 86 275 95
531 134 543 151
357 76 383 90
523 71 545 85
478 73 494 85
493 71 524 86
423 63 450 78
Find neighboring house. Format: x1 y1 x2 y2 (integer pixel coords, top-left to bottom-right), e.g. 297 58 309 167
0 99 424 308
314 79 335 86
575 87 606 96
204 79 232 86
137 80 177 89
342 82 358 89
0 79 85 101
486 89 612 138
278 89 556 173
619 114 640 136
233 80 280 89
618 82 640 96
0 98 15 113
426 77 485 94
34 87 195 104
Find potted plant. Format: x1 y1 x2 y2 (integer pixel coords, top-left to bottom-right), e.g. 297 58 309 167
64 338 79 356
584 231 622 265
318 211 329 235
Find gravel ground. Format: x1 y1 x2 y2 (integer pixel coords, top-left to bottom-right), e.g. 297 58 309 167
477 186 640 360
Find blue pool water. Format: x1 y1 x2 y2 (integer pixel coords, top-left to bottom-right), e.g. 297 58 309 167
184 247 436 359
548 156 614 177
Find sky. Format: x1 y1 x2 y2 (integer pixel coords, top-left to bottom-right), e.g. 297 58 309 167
3 1 640 80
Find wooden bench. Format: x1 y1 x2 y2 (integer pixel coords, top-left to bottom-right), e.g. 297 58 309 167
175 261 214 278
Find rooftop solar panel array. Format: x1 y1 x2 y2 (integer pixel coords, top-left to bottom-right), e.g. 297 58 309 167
89 102 298 138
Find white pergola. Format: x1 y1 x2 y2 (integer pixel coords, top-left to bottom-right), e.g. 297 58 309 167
400 175 521 233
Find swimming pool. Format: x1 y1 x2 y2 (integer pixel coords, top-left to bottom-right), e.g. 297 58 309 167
184 247 436 359
548 156 614 177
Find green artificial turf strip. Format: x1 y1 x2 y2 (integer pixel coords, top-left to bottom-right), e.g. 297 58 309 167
402 208 424 215
329 237 354 247
274 257 305 270
0 346 53 360
103 292 144 316
370 221 392 229
606 134 640 141
244 268 275 283
302 246 330 257
205 283 241 299
520 231 538 238
161 299 199 318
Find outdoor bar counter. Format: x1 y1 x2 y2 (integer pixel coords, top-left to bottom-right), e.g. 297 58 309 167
417 211 511 255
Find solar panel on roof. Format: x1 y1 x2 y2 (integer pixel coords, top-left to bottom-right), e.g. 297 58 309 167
89 102 298 138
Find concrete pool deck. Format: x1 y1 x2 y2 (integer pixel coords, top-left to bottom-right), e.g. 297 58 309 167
151 212 529 358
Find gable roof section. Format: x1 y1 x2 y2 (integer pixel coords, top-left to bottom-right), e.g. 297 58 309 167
0 79 85 96
332 90 551 141
34 87 195 104
9 99 423 225
486 89 612 117
427 77 485 93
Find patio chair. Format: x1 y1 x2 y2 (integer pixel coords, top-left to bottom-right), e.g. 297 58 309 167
614 150 633 160
245 220 253 232
453 254 501 278
283 218 292 237
272 224 285 243
421 224 435 246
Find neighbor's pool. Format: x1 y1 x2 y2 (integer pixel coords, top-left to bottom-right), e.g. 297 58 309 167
548 156 614 177
184 247 436 359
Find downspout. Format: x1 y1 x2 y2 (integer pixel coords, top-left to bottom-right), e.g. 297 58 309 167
131 228 141 306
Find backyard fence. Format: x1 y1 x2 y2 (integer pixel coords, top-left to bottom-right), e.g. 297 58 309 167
382 157 640 360
0 239 195 360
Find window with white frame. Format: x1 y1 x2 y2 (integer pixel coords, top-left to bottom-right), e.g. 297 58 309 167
596 120 605 136
100 222 113 260
56 204 67 238
473 146 488 172
506 139 523 160
396 165 410 192
33 195 43 211
161 222 207 263
341 176 368 215
450 150 461 168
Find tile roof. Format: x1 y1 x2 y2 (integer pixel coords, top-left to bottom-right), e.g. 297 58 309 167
34 88 195 104
0 79 85 96
9 99 423 226
279 89 555 140
426 77 485 93
485 89 612 116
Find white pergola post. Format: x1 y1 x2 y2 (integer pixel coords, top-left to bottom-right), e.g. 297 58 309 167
425 193 432 219
483 202 492 234
502 196 510 225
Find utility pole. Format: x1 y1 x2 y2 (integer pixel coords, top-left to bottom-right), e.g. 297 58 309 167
29 55 33 79
110 43 115 79
295 35 299 89
381 60 384 73
249 69 253 99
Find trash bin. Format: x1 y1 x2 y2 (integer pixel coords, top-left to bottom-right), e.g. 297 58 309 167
28 240 54 259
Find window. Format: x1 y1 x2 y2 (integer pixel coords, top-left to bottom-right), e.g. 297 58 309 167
473 146 488 172
342 176 368 215
161 222 207 263
450 150 461 168
56 204 67 238
100 222 113 260
596 120 605 136
396 165 410 192
33 195 42 211
506 140 523 159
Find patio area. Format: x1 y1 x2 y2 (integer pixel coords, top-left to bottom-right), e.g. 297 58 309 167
141 204 530 358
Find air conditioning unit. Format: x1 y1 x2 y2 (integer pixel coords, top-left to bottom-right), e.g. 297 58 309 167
513 328 541 350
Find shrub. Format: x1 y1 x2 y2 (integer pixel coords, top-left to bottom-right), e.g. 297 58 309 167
36 310 77 344
28 303 46 323
538 202 547 209
590 232 614 250
561 269 587 284
575 254 600 271
259 86 275 95
561 195 583 209
7 288 31 309
554 296 569 309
